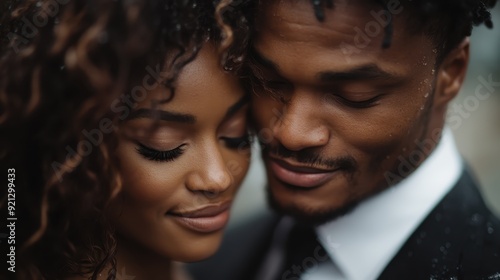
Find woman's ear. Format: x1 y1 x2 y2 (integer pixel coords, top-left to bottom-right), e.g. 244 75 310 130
434 38 470 108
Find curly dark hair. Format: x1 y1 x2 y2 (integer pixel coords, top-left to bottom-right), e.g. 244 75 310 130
309 0 497 62
0 0 252 279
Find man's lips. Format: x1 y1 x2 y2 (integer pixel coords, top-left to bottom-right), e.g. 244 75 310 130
269 158 339 189
167 202 231 233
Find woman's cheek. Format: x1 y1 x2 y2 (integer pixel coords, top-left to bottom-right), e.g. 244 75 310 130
115 141 182 204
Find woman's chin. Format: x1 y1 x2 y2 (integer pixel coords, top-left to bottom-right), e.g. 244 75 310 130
174 247 221 263
170 235 224 263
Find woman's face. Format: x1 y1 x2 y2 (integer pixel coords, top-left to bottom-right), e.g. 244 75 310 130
110 44 250 262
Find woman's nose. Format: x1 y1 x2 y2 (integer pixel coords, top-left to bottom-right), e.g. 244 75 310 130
186 145 233 195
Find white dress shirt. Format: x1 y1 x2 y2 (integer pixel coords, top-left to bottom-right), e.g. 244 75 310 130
305 127 463 280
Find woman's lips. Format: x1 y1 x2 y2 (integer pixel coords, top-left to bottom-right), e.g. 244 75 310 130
269 158 338 189
168 202 231 233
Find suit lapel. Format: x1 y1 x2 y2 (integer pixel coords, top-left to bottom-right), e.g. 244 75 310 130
378 169 500 279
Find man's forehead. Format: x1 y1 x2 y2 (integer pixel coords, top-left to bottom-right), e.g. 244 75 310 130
257 0 383 24
252 0 438 82
256 0 391 45
254 0 433 58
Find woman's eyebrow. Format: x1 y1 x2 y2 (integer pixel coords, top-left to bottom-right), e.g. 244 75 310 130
127 108 197 124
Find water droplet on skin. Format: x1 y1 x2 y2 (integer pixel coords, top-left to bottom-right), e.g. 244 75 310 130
423 62 428 66
420 105 425 110
433 49 438 54
424 92 429 98
488 226 494 234
36 1 42 7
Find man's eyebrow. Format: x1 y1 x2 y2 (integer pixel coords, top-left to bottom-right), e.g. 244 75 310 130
127 108 196 124
225 94 250 119
249 48 399 83
317 64 398 82
249 47 281 73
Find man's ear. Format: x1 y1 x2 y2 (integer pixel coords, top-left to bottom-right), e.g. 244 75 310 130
434 38 470 107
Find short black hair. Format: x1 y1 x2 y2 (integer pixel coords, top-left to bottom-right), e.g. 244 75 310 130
310 0 497 62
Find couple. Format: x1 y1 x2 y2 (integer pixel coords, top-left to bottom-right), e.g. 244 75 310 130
2 0 499 279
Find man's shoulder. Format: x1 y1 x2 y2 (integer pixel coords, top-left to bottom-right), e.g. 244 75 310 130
380 169 500 279
186 209 281 280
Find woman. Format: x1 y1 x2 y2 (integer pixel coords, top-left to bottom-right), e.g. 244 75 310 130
0 0 252 279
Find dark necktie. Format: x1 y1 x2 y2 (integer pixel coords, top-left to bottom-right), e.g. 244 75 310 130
274 222 331 280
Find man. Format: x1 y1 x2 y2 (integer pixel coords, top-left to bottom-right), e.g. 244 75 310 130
188 0 500 279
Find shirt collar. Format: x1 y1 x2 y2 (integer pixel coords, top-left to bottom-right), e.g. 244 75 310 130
316 127 463 280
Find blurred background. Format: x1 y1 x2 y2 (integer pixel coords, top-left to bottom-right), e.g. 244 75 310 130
229 4 500 226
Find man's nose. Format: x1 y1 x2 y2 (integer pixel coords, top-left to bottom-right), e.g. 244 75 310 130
272 94 330 151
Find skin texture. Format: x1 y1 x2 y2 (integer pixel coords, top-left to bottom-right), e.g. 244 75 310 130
108 44 250 279
250 0 469 224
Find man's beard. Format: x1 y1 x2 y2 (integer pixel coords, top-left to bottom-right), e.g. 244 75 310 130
266 184 360 226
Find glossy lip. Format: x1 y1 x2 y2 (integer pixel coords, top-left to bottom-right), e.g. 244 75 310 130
269 157 339 189
168 201 232 233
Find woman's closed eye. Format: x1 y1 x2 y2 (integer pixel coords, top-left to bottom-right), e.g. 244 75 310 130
136 142 186 162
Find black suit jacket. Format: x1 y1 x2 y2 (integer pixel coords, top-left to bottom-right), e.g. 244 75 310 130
188 170 500 280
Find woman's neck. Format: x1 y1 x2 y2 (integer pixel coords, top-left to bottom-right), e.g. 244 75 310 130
113 238 174 280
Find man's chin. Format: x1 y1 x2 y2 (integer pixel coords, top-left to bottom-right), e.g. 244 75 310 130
266 186 359 226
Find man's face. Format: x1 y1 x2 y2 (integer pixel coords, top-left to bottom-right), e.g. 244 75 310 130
250 0 465 224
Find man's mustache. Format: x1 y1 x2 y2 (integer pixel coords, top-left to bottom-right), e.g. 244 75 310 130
261 142 357 172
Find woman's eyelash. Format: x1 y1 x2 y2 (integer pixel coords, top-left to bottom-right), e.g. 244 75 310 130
136 143 185 162
221 134 252 149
